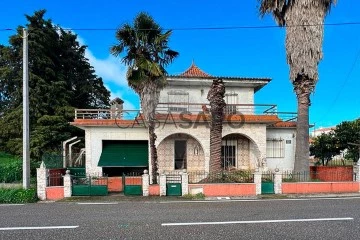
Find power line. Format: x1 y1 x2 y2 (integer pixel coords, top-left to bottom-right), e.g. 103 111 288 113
2 21 360 32
317 45 360 124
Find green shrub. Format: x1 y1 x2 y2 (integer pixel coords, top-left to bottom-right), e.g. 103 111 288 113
182 192 205 200
0 152 40 183
0 188 38 203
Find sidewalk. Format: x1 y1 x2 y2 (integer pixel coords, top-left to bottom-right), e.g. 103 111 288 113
54 192 360 203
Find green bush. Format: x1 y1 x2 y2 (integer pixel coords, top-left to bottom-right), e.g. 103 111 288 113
182 192 205 200
0 152 40 183
0 188 38 203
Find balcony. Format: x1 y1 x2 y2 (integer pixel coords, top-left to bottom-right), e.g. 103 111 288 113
72 103 297 127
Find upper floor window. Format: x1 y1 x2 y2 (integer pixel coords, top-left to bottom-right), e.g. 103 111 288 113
225 93 238 114
168 91 189 113
266 138 285 158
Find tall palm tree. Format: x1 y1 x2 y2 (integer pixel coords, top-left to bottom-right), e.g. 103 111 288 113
258 0 337 173
111 12 179 183
207 78 226 172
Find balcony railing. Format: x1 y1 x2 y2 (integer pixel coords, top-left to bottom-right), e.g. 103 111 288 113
74 103 297 122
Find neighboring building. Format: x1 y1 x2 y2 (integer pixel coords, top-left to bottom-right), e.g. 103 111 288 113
71 63 297 177
310 127 335 138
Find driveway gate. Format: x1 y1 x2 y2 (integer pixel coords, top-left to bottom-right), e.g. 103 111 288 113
261 171 274 194
122 173 142 196
166 174 182 196
72 175 108 196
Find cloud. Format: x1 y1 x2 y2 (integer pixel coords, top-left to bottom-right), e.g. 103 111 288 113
75 34 140 109
77 35 128 89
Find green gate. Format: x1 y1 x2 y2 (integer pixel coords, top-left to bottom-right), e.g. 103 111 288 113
166 174 182 196
123 173 142 196
72 174 108 196
261 172 274 194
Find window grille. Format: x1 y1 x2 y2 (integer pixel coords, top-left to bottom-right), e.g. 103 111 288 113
266 138 285 158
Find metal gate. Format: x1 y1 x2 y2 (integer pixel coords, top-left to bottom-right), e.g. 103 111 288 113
166 174 182 196
261 171 274 194
72 174 108 196
122 173 142 196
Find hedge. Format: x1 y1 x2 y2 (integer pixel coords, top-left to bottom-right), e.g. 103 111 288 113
0 188 38 203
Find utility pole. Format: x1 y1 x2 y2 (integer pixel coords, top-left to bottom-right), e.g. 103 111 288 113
22 28 30 189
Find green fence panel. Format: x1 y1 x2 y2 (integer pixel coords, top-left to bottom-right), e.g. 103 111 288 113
124 185 142 196
72 185 90 196
166 183 182 196
261 182 274 194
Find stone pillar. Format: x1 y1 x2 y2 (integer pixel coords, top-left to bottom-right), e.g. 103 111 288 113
353 162 360 183
181 170 189 196
254 171 262 195
63 170 72 198
36 161 47 201
159 173 166 196
274 169 282 194
142 170 150 196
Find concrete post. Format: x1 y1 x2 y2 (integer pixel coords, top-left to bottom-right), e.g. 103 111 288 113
142 170 150 196
181 170 189 196
63 170 72 198
274 169 282 194
254 171 262 195
353 162 360 183
36 161 47 200
159 173 166 196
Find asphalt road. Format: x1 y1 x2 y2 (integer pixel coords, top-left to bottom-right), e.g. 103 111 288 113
1 197 360 240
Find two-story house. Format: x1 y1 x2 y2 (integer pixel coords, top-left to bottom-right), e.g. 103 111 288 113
71 63 297 179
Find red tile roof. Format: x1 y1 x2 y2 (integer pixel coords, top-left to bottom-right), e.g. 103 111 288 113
180 62 212 77
270 121 297 128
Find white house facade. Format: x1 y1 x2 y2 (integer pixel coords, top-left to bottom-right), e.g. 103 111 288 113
71 63 297 177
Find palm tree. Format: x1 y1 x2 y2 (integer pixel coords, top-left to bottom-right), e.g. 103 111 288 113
207 78 226 172
258 0 337 173
111 12 179 183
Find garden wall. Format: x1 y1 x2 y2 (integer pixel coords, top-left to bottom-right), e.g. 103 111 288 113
310 166 353 181
45 186 64 200
189 183 256 197
282 182 359 194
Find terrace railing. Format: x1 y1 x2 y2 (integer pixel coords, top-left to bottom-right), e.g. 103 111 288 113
74 103 297 122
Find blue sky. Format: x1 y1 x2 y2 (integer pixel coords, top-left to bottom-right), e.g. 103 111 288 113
1 0 359 129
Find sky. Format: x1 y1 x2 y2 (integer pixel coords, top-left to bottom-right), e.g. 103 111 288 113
1 0 359 129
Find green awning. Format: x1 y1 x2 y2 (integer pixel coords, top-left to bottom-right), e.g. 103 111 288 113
98 141 148 167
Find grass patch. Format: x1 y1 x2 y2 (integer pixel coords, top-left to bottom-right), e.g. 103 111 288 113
0 188 38 203
182 192 205 200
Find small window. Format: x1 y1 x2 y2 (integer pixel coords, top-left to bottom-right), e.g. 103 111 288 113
221 139 237 169
168 91 189 113
286 140 292 144
225 93 238 114
174 140 187 169
267 139 285 158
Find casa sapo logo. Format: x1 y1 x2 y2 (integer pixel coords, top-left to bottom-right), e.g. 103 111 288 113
115 111 245 129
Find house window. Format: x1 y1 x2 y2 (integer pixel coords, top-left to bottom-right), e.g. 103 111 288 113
267 139 285 158
221 139 237 169
168 91 189 112
174 140 187 169
225 93 238 114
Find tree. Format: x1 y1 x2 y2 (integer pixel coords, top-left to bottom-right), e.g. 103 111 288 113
207 78 226 172
310 132 340 166
258 0 337 173
335 118 360 161
111 12 179 183
0 10 110 159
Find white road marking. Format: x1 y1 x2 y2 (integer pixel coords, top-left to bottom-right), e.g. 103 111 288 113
0 204 25 206
77 202 118 205
162 217 353 226
0 226 79 231
217 197 230 200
